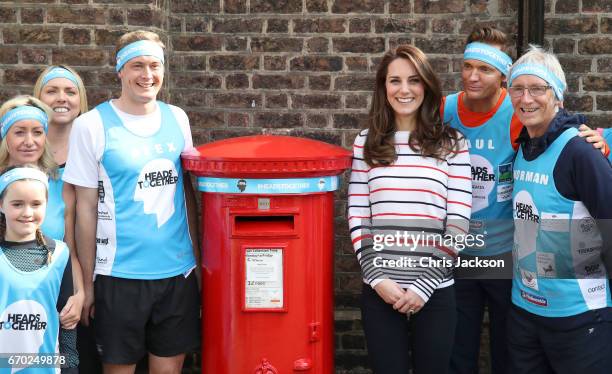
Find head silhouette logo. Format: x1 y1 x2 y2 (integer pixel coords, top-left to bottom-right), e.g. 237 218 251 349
134 159 179 227
237 179 247 192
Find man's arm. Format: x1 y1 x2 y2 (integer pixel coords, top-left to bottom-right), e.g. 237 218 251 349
74 186 99 326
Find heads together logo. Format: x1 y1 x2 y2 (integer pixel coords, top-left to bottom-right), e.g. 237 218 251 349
0 300 48 370
237 179 247 192
134 159 179 227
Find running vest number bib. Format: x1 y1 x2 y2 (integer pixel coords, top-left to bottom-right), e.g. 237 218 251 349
95 101 195 279
0 241 69 374
443 93 515 256
512 127 611 317
41 167 66 241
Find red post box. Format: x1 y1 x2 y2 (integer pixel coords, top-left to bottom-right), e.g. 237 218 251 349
182 135 351 373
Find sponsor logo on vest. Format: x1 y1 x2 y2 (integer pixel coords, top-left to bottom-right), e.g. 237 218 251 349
0 314 46 331
515 202 540 222
96 256 108 265
96 237 109 245
577 245 597 255
134 159 179 227
472 166 495 182
466 138 495 150
513 170 549 185
588 284 606 293
584 263 602 276
98 181 105 203
580 218 595 233
137 170 179 189
520 290 548 306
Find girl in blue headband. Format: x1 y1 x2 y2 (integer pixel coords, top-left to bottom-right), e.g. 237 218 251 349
34 65 90 373
0 164 75 373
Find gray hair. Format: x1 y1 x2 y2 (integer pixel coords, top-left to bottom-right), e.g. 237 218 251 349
509 44 566 100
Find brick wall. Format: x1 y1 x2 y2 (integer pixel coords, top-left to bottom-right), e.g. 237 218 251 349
1 1 610 373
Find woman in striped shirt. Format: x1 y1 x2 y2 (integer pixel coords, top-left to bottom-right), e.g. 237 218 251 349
348 45 472 374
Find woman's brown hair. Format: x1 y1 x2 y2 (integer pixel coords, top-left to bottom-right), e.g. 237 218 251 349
363 44 461 167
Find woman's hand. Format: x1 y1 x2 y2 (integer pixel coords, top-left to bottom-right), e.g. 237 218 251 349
578 124 608 155
393 288 425 315
59 291 85 329
373 279 405 305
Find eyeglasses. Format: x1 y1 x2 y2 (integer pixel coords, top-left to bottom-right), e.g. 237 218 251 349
508 85 552 98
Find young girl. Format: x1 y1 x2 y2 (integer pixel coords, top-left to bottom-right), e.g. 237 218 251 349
348 45 472 373
0 165 72 374
0 96 83 373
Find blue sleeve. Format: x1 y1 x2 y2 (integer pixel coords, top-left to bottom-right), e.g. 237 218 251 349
604 129 612 162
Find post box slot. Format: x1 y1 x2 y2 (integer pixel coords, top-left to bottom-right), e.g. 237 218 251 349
234 215 295 234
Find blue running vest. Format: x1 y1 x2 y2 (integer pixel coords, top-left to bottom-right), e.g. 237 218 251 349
512 127 611 317
0 241 69 374
603 128 612 162
95 101 195 279
41 167 66 241
443 93 515 256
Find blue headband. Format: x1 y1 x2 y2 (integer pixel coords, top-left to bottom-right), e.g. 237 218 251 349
0 106 48 138
464 42 513 76
0 167 48 196
115 40 165 72
41 67 79 88
509 63 566 101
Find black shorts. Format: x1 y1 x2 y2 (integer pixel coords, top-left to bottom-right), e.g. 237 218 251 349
93 271 200 364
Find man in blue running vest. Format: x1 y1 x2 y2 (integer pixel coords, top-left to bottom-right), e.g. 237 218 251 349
63 30 200 374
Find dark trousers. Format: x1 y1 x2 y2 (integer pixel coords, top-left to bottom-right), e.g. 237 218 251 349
449 278 512 374
507 305 612 374
361 284 457 374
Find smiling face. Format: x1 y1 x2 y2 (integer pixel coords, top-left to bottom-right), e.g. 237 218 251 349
118 55 164 108
510 74 559 138
1 180 47 242
5 120 46 165
385 57 425 131
461 59 505 103
39 78 80 126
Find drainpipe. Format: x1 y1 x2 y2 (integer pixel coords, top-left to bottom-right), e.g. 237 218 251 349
517 0 545 57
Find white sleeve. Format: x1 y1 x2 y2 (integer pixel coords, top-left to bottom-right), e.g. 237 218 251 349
169 105 194 152
63 110 105 188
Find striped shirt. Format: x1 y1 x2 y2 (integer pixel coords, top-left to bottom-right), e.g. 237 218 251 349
348 129 472 302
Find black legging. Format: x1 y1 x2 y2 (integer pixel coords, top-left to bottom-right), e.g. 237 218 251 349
361 283 457 374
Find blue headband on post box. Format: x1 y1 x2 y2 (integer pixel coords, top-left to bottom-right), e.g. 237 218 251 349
0 167 49 196
464 42 513 76
0 106 49 138
41 67 80 88
115 40 165 72
509 63 566 101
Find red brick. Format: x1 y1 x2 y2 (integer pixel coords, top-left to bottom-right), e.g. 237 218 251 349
225 73 249 89
349 18 371 33
0 90 20 103
95 29 127 47
172 73 221 89
579 38 612 55
0 47 18 64
171 0 220 13
598 58 612 73
415 0 465 13
185 17 208 32
555 0 579 13
187 110 225 129
290 56 343 71
333 37 385 53
345 94 369 109
305 114 328 128
389 0 411 13
566 76 579 93
213 19 263 33
544 17 597 35
582 0 612 12
4 68 42 85
86 89 112 107
459 19 516 35
127 8 163 28
97 71 119 85
292 94 341 109
108 9 125 25
20 27 60 44
180 55 205 70
251 38 303 52
0 8 17 23
294 18 346 33
227 112 250 127
264 56 287 71
265 94 288 109
563 94 594 112
224 0 247 13
345 57 368 72
255 112 302 128
602 18 612 33
470 0 489 13
251 0 302 13
388 37 413 51
585 114 610 128
331 0 384 14
173 91 211 107
172 35 222 51
63 28 91 45
21 8 44 23
559 57 593 73
335 74 374 91
210 55 259 70
48 7 105 24
253 74 305 89
583 76 612 91
291 130 342 146
415 37 464 54
53 48 106 66
306 37 329 53
553 38 575 54
374 18 427 33
596 95 612 111
429 58 451 73
306 0 328 12
267 19 289 33
432 19 456 34
309 75 331 90
225 37 248 51
334 114 368 130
